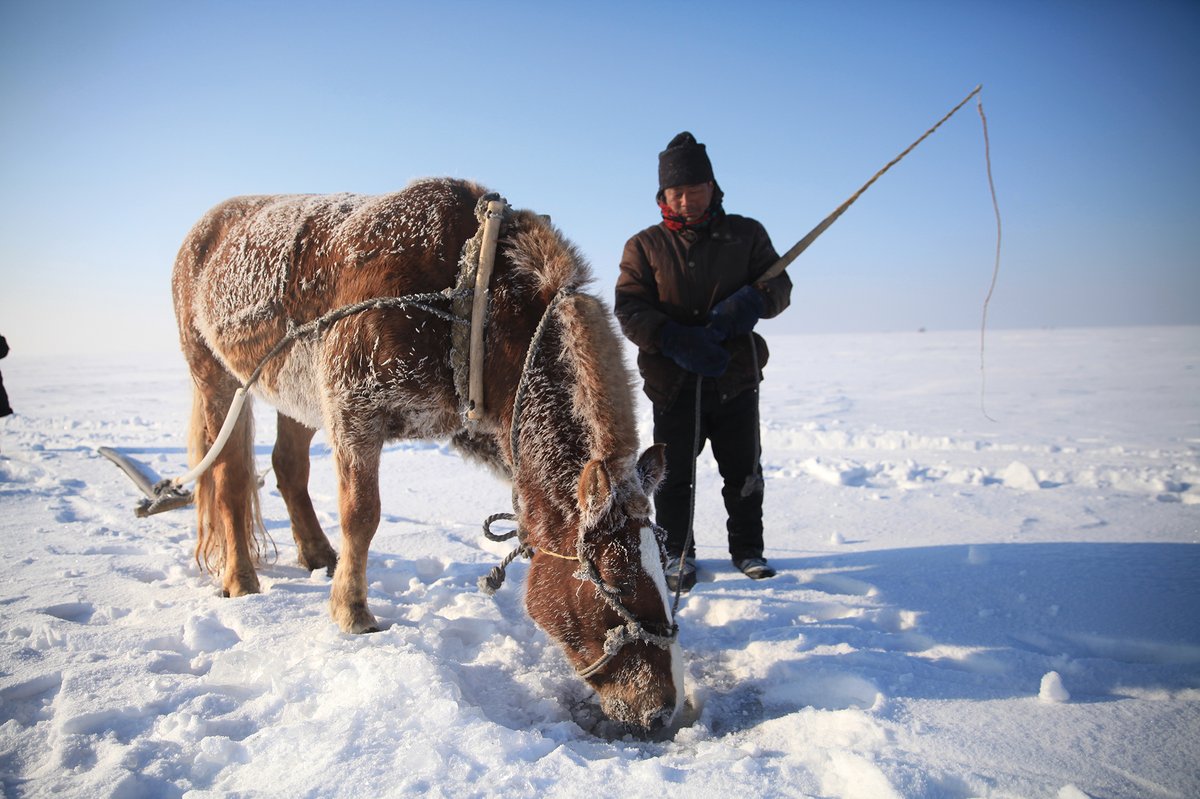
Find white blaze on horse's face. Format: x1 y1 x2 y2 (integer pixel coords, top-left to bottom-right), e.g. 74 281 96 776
639 525 685 724
524 447 679 735
575 515 681 734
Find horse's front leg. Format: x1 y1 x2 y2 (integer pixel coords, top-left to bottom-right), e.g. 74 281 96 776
273 413 338 575
329 444 382 633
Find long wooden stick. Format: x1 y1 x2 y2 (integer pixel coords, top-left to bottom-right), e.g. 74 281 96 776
758 85 982 284
466 199 506 423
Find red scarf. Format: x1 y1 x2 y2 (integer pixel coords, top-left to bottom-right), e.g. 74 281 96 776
658 200 714 232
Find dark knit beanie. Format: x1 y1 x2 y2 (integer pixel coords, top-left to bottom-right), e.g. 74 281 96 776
658 131 714 191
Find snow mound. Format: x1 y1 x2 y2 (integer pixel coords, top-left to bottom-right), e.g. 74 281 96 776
1039 671 1071 703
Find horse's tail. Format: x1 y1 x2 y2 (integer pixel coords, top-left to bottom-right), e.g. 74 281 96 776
188 383 272 576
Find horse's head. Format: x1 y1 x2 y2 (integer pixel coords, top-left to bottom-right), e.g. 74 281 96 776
523 445 682 734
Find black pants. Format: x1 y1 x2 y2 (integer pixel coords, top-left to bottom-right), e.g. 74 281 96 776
0 371 10 417
653 378 764 562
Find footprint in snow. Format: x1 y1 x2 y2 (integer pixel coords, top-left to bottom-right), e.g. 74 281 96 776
40 602 95 624
761 664 884 712
0 671 63 727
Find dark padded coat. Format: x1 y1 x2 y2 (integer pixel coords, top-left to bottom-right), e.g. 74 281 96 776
615 213 793 406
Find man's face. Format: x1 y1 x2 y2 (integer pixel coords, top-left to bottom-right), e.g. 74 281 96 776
663 182 714 223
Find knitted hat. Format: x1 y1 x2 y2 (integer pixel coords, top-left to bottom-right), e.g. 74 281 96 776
658 131 714 191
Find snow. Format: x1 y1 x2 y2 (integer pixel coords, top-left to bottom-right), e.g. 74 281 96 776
1038 671 1070 704
1 326 1197 798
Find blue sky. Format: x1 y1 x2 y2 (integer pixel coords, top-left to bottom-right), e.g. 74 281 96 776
1 0 1197 354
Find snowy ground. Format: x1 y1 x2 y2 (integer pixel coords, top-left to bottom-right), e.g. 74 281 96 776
1 326 1197 799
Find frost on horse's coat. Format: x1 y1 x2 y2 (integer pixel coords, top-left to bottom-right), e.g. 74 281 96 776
171 178 680 733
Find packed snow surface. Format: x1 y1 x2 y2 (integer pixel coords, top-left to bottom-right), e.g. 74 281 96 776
1 326 1197 798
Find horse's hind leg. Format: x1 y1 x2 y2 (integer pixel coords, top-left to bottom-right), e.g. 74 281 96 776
329 441 382 633
273 413 338 575
187 364 264 598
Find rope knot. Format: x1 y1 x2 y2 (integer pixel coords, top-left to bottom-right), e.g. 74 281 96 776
482 512 521 542
477 541 532 595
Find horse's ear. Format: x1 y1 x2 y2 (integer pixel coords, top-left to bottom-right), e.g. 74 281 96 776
578 459 614 526
636 444 667 496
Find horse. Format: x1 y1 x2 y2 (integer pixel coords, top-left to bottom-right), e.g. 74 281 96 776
170 177 683 732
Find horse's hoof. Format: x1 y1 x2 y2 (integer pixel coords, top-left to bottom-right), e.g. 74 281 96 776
299 550 338 575
222 575 261 598
334 603 379 634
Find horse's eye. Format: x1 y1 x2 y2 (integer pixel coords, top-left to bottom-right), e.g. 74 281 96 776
601 575 634 597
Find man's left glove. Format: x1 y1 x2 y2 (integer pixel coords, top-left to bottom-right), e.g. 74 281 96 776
708 285 766 340
659 320 730 377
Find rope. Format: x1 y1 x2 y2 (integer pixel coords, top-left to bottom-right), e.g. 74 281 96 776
245 292 465 388
576 618 677 679
476 287 575 593
977 96 1002 422
509 288 574 473
476 287 681 672
477 511 577 593
478 539 531 595
741 339 764 498
478 502 678 677
155 289 472 501
482 511 520 541
575 547 678 678
670 373 704 615
476 287 569 590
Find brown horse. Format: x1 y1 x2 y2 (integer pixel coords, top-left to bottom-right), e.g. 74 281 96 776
170 178 682 732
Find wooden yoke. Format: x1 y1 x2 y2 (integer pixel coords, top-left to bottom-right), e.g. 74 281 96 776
467 199 507 424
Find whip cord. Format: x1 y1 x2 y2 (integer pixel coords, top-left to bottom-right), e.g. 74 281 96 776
757 84 1003 420
977 96 1002 422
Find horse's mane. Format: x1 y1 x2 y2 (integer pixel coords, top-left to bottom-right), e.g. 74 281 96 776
503 212 640 470
503 209 594 297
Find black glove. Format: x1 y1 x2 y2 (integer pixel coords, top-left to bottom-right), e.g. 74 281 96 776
708 285 766 340
659 320 730 377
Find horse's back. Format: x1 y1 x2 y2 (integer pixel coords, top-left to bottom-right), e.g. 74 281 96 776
175 179 484 342
172 178 487 428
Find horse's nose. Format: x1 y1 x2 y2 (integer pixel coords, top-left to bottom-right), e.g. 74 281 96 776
599 684 678 736
640 703 675 734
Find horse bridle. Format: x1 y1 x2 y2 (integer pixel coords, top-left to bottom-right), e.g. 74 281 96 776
480 286 680 680
485 509 679 680
537 518 679 680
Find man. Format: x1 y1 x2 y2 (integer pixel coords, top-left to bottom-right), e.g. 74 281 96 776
615 131 792 592
0 333 12 419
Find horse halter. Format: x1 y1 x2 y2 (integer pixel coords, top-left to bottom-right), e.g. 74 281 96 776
478 286 679 680
569 540 680 680
484 508 679 680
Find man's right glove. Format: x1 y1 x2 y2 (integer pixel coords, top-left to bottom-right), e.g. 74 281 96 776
659 320 730 377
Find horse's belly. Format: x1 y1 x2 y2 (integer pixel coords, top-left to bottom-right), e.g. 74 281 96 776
250 339 461 441
253 338 326 428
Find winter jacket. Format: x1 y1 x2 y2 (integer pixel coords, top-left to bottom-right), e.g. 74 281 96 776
615 212 792 406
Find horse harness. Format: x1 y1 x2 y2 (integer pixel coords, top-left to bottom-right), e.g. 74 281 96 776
474 263 680 680
456 196 680 678
146 191 679 679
